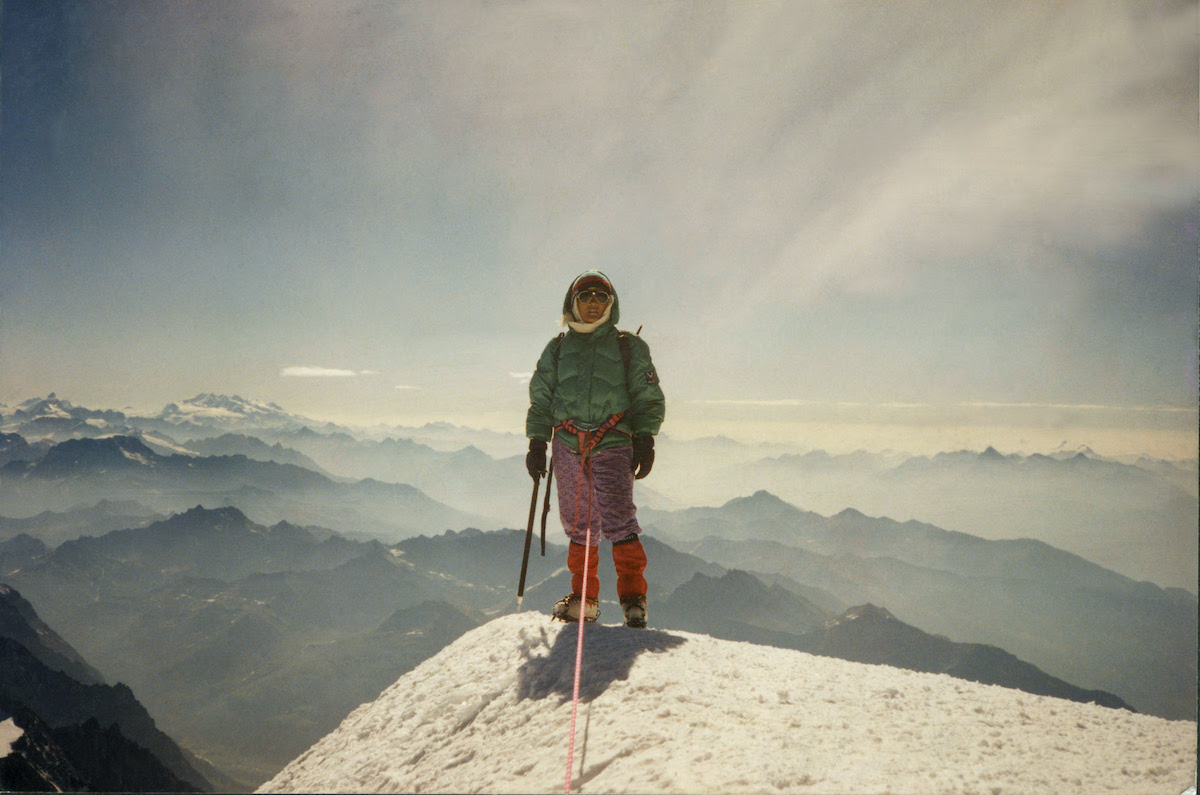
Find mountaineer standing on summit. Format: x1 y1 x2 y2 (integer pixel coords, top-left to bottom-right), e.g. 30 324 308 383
525 271 666 628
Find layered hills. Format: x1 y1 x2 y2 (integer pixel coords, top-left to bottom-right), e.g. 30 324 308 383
0 393 1194 789
0 585 223 792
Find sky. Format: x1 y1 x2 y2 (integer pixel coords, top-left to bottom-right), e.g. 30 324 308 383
2 1 1197 457
259 612 1198 794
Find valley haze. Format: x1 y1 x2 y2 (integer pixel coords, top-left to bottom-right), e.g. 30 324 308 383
3 392 1195 591
0 390 1195 791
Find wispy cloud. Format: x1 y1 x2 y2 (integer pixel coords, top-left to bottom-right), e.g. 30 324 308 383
281 366 375 378
959 402 1199 414
694 399 1198 415
395 384 420 391
510 372 533 385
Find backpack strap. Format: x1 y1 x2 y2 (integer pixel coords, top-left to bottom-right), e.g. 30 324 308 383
616 330 632 373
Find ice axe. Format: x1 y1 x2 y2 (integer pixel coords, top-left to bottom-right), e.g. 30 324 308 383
516 473 540 614
516 460 554 613
539 460 553 555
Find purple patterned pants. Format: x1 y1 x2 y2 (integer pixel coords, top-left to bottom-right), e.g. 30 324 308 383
552 436 642 545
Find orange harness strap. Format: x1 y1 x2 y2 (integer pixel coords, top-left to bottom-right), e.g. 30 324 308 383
555 412 626 460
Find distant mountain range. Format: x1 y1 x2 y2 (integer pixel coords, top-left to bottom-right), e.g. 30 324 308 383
4 392 1193 589
1 393 318 439
658 578 1133 710
0 392 1193 788
1 393 523 453
0 434 491 541
645 490 1196 722
0 508 509 785
0 500 164 549
660 439 1198 589
1 503 1171 788
792 603 1131 710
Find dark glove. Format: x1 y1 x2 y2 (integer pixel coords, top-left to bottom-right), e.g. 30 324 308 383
526 439 547 479
630 435 655 480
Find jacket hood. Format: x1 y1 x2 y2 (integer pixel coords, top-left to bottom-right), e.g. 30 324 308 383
561 270 620 326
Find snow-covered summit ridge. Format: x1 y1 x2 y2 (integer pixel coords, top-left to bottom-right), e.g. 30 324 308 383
3 393 125 425
157 393 297 424
260 613 1196 795
15 393 77 418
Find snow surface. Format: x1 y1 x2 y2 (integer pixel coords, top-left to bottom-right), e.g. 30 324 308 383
155 393 298 425
260 613 1196 795
128 431 197 456
120 447 152 465
0 717 23 759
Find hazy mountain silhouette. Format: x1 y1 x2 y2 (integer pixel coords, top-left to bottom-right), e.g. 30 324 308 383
724 446 1198 590
3 506 1167 787
181 433 332 475
260 427 530 522
0 499 164 547
1 395 1193 787
646 491 1197 721
0 586 222 791
793 604 1133 711
0 431 49 466
0 584 103 685
0 394 132 442
656 568 832 644
0 435 490 539
0 511 500 785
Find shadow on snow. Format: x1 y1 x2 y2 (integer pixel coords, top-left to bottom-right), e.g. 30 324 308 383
516 621 687 703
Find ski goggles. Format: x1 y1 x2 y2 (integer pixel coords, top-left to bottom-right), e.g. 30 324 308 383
574 289 611 305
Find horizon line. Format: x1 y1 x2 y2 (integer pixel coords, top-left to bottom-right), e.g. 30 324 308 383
691 399 1199 414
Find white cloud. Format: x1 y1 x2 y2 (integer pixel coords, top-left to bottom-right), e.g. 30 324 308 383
395 384 420 391
510 372 533 385
282 366 366 378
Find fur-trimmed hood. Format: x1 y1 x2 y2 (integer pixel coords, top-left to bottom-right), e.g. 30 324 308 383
560 270 620 328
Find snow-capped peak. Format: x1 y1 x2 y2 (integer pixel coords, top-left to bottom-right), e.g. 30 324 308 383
13 393 78 420
259 613 1195 795
157 394 304 429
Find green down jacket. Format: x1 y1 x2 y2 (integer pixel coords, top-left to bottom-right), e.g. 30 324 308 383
526 273 665 452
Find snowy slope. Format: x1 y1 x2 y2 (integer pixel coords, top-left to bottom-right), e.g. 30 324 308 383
155 393 305 428
260 613 1196 795
0 717 23 758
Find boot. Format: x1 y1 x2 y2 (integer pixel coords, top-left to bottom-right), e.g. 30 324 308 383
613 535 648 628
552 594 600 623
620 595 647 629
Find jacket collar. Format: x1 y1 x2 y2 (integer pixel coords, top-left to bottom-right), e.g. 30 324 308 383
561 302 612 334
